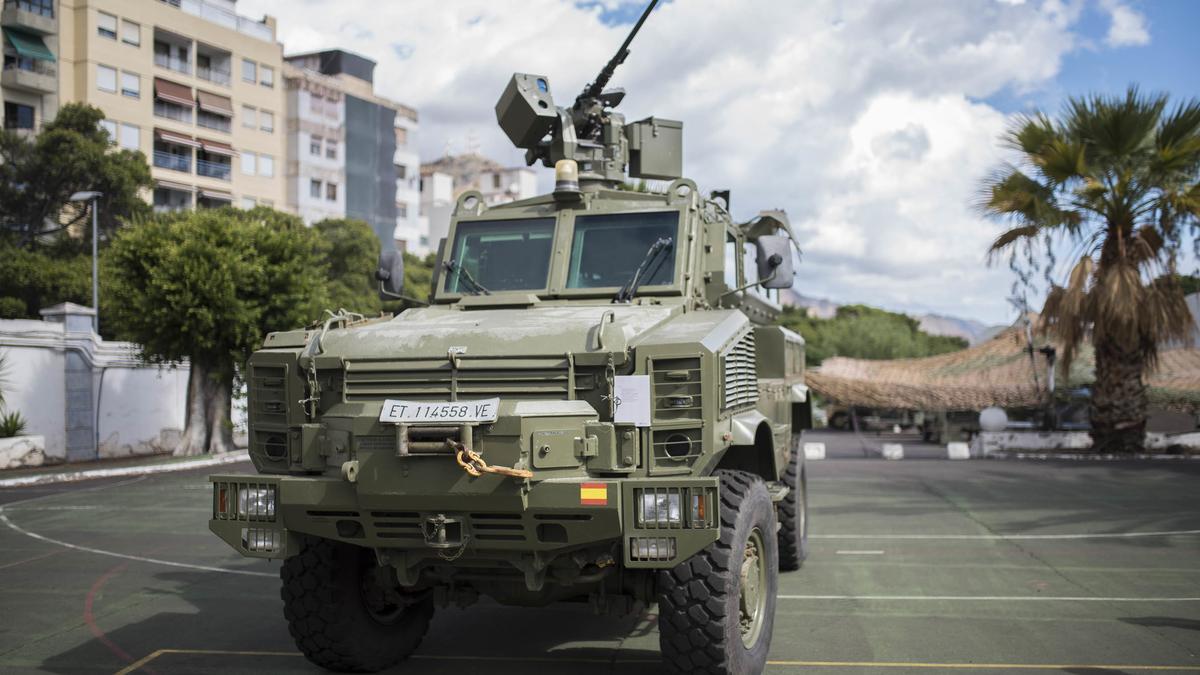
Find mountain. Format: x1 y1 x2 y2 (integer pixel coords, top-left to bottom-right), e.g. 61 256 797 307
781 290 1005 345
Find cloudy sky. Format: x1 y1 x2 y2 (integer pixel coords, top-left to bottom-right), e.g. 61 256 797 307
239 0 1198 325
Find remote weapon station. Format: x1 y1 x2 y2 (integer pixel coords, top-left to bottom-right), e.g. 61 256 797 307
209 2 809 672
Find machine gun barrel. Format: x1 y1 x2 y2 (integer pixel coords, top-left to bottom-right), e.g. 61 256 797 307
577 0 659 103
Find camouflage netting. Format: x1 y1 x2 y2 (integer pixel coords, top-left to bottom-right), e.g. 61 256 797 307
806 320 1200 413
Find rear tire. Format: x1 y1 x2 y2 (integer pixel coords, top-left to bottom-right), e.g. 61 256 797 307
657 470 778 675
281 537 432 672
777 438 809 571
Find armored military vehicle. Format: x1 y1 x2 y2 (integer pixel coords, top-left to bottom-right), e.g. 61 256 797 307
209 3 810 673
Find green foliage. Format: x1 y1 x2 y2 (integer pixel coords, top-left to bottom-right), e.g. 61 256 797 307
103 207 329 370
313 218 382 315
403 252 436 303
0 103 152 252
778 304 967 367
0 241 91 320
0 410 26 438
1179 274 1200 296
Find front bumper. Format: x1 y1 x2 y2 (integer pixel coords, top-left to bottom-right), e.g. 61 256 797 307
208 473 719 569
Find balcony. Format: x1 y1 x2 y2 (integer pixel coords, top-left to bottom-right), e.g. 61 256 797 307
2 53 54 93
196 157 230 181
154 51 190 75
153 100 192 124
1 1 56 35
196 64 230 86
153 149 191 173
196 110 230 133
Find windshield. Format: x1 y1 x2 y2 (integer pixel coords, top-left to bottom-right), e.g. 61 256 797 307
445 218 555 293
567 211 679 289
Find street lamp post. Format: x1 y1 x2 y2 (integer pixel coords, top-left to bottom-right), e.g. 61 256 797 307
69 191 103 333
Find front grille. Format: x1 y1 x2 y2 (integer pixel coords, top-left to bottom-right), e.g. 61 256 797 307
652 357 702 422
344 359 572 401
250 365 288 425
722 331 758 409
212 480 276 522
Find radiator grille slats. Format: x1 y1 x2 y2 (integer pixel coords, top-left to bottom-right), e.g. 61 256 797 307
344 361 571 401
723 332 758 409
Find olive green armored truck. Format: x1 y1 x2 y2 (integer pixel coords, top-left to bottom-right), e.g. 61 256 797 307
209 3 810 673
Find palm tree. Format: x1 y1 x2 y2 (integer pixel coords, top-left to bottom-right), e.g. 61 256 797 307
982 87 1200 453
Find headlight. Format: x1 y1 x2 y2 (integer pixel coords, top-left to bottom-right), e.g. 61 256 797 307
237 486 276 520
638 492 681 526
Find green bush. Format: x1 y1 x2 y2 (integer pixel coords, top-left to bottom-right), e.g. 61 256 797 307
0 410 26 438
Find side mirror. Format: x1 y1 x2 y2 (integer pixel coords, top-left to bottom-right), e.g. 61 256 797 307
376 249 405 299
755 235 794 289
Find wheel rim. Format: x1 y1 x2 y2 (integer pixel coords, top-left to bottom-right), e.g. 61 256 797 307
738 527 767 648
360 570 405 625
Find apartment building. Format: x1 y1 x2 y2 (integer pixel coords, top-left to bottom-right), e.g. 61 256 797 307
283 49 418 252
2 0 60 134
54 0 286 211
418 153 538 255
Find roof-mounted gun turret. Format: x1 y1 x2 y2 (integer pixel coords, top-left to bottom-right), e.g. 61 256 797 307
494 0 681 190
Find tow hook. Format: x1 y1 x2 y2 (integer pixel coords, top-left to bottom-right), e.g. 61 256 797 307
421 514 467 560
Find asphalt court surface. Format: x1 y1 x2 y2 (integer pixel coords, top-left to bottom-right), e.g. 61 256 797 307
1 433 1198 674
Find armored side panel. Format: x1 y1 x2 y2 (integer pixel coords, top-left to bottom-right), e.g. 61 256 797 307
495 73 559 148
626 117 683 180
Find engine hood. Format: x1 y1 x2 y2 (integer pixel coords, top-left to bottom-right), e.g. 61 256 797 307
316 304 681 360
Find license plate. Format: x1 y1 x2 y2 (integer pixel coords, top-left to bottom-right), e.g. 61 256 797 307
378 398 500 424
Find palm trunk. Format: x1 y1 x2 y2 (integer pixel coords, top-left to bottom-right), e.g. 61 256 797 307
174 361 235 456
1089 331 1146 453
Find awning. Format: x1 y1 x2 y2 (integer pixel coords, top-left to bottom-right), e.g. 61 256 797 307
154 128 200 148
195 90 233 116
3 28 56 62
199 139 236 157
154 78 193 107
199 189 233 201
155 179 196 192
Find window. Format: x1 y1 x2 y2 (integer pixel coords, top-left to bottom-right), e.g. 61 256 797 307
241 151 256 176
121 20 140 46
309 94 324 115
99 118 117 142
240 197 256 209
197 110 231 133
97 12 117 39
325 139 336 159
14 0 53 17
260 66 274 88
3 102 35 130
259 110 273 133
396 164 407 179
121 71 140 98
241 58 256 83
325 182 337 201
309 136 321 156
397 202 408 218
118 123 139 151
395 127 407 146
97 64 117 93
493 173 502 189
446 218 556 293
258 154 274 178
241 105 256 129
566 211 679 289
309 179 321 198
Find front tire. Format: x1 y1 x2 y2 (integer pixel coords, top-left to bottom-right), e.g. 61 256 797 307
657 470 779 674
778 437 809 571
281 537 433 672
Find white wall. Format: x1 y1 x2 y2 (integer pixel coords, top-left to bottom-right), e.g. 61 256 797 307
98 366 189 458
1 321 67 459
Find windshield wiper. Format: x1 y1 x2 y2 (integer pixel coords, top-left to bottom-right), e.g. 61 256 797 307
443 261 491 295
614 236 673 303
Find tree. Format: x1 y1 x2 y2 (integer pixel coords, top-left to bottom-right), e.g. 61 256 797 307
0 103 151 251
313 218 383 315
981 87 1199 452
778 304 967 366
104 208 329 455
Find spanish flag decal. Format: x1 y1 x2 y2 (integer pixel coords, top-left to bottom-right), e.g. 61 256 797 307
580 482 608 506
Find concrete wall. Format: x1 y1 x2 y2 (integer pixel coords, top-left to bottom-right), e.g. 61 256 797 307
0 304 188 463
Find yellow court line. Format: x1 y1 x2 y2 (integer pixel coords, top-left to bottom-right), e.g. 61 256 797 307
113 649 1200 674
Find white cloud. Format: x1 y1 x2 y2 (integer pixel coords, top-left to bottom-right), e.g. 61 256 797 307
1101 0 1150 47
238 0 1114 324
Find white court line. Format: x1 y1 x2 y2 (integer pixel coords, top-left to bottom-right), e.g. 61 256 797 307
812 529 1200 540
0 451 250 487
780 595 1200 602
836 550 885 555
0 476 275 578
